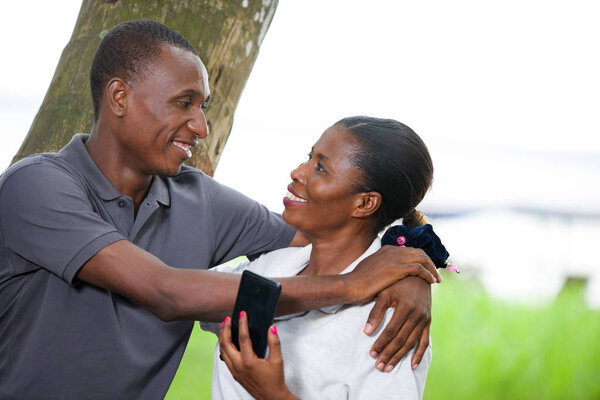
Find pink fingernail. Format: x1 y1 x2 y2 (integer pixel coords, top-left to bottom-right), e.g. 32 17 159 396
221 316 229 329
240 310 246 318
270 325 278 335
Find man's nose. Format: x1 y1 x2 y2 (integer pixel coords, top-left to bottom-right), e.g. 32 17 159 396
187 109 209 139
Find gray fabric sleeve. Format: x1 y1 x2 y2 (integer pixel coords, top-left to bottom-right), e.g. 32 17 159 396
204 177 296 266
0 162 126 284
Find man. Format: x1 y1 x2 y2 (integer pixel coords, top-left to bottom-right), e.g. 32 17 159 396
0 20 437 399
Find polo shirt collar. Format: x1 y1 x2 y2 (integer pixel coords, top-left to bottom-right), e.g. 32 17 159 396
58 133 171 206
147 175 171 207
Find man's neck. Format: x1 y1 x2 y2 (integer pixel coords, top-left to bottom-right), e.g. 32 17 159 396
86 125 153 212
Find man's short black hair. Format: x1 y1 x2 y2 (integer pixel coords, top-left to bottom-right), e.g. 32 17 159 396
90 20 198 120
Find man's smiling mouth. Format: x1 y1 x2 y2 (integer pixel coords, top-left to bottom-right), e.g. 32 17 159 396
172 140 193 158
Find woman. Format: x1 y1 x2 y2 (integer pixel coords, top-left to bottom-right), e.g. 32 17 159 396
202 116 446 399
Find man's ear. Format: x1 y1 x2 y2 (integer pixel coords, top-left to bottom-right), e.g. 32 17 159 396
106 78 127 117
352 192 382 219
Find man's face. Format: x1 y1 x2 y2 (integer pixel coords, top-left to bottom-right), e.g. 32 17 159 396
119 44 210 177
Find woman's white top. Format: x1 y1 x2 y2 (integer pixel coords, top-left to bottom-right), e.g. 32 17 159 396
200 239 432 400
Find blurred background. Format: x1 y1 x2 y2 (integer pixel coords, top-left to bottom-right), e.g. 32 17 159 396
1 1 598 398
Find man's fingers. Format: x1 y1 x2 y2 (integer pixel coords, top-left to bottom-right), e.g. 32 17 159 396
370 303 411 361
399 263 436 284
412 250 441 283
382 319 426 372
374 308 420 370
364 296 388 336
411 324 430 370
384 245 441 283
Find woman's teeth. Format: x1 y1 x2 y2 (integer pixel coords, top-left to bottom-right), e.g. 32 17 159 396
286 191 307 203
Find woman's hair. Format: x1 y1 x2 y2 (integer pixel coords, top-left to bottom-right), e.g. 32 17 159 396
335 116 434 234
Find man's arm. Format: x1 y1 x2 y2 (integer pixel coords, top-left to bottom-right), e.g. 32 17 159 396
77 239 438 322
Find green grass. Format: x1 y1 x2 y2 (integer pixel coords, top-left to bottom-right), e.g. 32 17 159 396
425 276 600 400
166 276 600 400
164 325 217 400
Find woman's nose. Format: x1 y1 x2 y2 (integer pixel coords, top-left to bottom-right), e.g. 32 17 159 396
290 163 307 183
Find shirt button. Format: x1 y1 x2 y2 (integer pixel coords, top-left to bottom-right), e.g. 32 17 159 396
118 200 126 208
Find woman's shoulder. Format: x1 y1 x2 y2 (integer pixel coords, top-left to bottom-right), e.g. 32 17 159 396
212 245 312 277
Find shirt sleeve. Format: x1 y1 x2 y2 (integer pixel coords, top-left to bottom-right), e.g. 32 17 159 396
0 161 125 284
204 176 296 266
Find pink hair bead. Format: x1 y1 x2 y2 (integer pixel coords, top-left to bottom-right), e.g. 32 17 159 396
448 264 459 273
397 236 406 246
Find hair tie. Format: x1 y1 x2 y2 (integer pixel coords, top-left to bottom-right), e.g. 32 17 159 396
381 224 451 269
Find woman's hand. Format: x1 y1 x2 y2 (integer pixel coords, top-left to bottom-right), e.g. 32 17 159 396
219 312 298 400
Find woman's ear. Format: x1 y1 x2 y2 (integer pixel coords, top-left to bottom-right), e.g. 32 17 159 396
106 78 127 117
352 192 382 219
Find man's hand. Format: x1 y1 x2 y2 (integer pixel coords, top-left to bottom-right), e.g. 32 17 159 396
364 275 432 372
346 245 440 304
348 245 438 372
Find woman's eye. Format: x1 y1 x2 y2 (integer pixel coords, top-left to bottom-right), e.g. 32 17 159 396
316 162 326 173
306 152 312 161
201 101 208 110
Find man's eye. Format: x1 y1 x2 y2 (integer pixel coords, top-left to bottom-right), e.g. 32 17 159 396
201 101 209 110
316 162 326 173
178 100 192 109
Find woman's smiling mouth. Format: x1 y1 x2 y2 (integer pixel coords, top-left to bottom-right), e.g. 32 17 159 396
286 191 307 203
284 186 308 206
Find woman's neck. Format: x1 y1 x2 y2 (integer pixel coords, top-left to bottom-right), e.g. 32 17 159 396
300 226 377 276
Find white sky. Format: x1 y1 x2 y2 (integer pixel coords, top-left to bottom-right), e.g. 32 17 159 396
1 0 599 215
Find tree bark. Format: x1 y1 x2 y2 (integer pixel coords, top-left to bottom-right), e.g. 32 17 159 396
11 0 278 176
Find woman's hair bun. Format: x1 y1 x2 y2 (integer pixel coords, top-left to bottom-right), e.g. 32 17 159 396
402 209 428 230
381 223 449 269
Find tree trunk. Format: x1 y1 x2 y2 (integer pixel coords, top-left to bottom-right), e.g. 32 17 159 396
11 0 278 176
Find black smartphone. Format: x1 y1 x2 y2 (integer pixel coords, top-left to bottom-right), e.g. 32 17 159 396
231 270 282 358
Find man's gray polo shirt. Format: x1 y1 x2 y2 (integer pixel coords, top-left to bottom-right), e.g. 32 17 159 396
0 134 295 399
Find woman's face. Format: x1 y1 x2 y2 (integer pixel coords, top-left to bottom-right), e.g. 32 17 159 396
282 124 366 236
